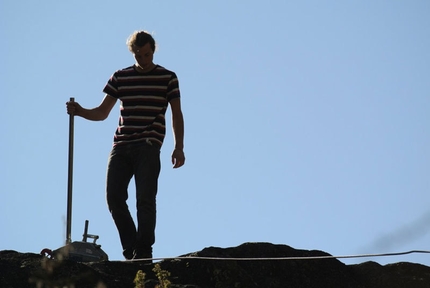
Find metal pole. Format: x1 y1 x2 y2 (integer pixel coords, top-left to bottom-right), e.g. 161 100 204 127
66 97 75 245
82 220 89 242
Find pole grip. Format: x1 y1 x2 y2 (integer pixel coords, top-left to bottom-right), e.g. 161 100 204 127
66 97 75 244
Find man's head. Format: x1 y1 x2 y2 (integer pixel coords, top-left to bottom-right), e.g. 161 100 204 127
127 31 156 72
127 30 156 53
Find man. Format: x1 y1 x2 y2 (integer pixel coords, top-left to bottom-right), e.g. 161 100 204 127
66 31 185 261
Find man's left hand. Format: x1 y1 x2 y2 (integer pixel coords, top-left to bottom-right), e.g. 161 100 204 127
172 148 185 168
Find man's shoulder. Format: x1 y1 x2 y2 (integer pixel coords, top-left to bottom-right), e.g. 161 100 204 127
114 65 136 75
154 65 177 76
111 65 178 78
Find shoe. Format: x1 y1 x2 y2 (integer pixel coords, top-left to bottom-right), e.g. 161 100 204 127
133 250 153 263
123 248 134 260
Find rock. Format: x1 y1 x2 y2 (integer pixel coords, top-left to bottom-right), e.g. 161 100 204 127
1 242 429 288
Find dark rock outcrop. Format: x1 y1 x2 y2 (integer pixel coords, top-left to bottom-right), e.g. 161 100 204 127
1 242 429 288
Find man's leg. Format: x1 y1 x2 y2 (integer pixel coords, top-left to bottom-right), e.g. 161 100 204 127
106 146 136 259
133 144 161 259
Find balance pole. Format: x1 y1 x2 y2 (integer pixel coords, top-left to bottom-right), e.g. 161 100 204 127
66 97 75 245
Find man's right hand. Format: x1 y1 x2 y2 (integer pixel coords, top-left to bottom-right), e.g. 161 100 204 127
66 101 83 116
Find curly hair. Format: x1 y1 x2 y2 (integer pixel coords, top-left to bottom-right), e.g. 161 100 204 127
126 31 156 52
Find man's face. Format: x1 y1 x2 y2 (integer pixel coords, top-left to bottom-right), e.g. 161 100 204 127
132 43 154 69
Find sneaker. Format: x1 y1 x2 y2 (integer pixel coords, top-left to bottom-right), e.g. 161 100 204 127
133 250 153 263
123 248 134 260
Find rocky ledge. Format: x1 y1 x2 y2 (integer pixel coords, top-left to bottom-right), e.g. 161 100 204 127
1 242 430 288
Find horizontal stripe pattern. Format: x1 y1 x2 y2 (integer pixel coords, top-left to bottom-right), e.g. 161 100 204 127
103 65 180 146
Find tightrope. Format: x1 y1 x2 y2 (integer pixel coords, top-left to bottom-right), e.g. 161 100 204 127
129 249 430 262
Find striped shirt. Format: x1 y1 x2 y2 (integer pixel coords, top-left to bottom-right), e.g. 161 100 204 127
103 65 180 147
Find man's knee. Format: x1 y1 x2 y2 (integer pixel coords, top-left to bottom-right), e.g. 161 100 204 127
106 192 126 212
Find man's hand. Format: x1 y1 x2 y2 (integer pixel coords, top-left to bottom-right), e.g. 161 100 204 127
66 100 83 116
171 148 185 168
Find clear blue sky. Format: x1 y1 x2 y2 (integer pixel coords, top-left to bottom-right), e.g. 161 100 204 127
1 0 429 266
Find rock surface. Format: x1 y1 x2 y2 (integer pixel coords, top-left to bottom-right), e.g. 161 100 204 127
1 242 430 288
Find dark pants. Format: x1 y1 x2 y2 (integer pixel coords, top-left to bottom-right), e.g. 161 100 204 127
106 141 161 258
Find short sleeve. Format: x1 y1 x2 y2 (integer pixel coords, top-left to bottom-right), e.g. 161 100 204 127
103 72 120 98
166 73 180 102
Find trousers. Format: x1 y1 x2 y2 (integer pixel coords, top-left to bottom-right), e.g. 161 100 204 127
106 141 161 257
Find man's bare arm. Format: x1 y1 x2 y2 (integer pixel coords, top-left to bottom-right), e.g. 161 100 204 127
66 95 117 121
170 98 185 168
